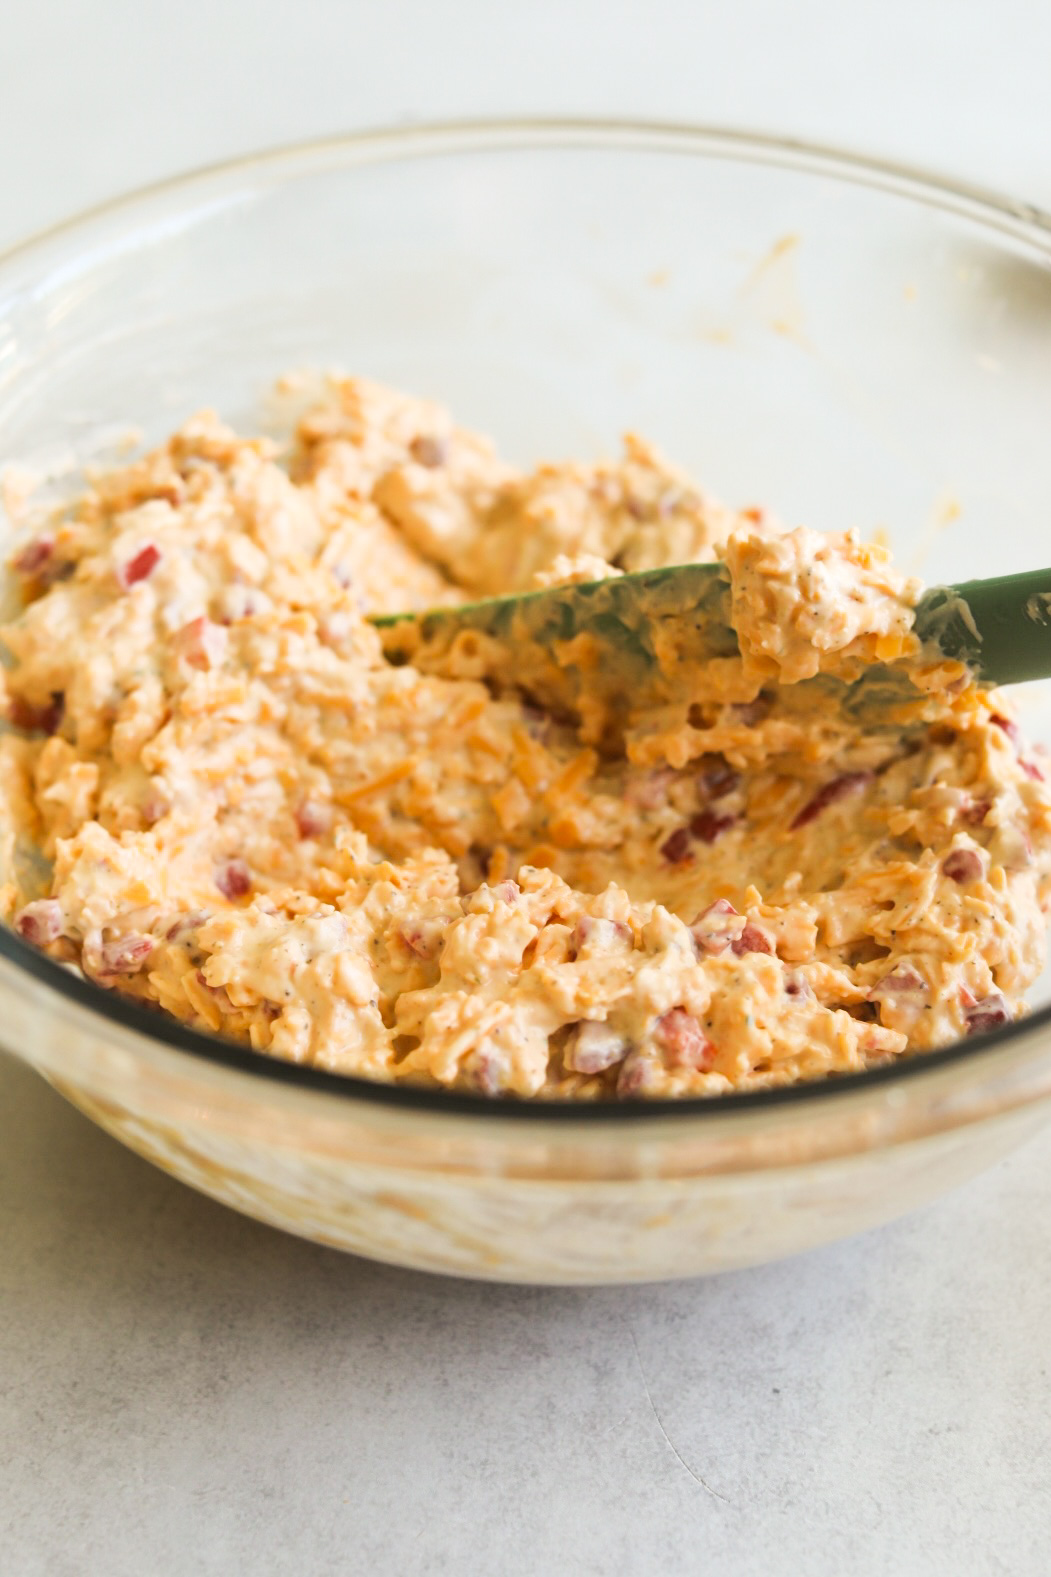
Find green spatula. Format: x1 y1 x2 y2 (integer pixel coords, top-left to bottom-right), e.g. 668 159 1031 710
372 561 1051 722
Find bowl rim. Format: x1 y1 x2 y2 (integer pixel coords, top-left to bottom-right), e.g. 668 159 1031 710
2 114 1051 1122
1 115 1049 271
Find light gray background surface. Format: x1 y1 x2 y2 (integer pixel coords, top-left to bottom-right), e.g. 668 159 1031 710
2 5 1050 1573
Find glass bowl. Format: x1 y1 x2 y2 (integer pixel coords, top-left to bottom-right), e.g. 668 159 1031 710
2 120 1051 1285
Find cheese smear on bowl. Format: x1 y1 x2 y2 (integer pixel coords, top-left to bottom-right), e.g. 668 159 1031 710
2 375 1049 1099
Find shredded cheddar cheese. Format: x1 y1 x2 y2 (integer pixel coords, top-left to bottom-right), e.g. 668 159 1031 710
1 373 1049 1099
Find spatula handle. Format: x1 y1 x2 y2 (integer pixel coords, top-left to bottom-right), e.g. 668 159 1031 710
915 568 1051 685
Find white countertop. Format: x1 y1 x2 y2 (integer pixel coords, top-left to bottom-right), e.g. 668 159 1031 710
3 5 1051 1573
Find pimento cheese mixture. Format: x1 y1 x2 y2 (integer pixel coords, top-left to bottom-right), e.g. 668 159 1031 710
2 376 1049 1099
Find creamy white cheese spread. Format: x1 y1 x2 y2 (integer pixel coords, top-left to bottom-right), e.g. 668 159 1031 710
2 375 1048 1098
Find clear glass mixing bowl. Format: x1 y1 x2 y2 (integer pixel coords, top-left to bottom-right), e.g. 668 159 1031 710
2 121 1051 1283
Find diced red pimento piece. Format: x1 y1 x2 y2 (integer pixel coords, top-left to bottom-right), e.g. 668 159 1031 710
14 899 64 946
689 809 737 845
571 916 633 956
689 898 745 955
870 963 926 998
659 487 695 519
216 859 251 899
8 693 64 735
675 903 768 961
697 754 739 800
13 536 54 576
119 544 161 588
660 827 693 865
695 897 737 918
565 1020 629 1075
653 1007 715 1071
141 790 171 825
99 933 155 974
964 991 1011 1036
166 911 210 941
962 797 992 827
216 585 270 624
791 771 872 831
616 1050 661 1097
409 434 449 468
398 918 446 961
990 713 1045 779
318 609 353 647
464 1047 504 1096
294 798 332 839
517 703 550 743
732 697 770 727
402 929 435 964
942 848 984 884
172 616 227 670
731 922 773 957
